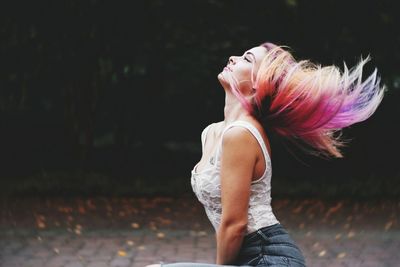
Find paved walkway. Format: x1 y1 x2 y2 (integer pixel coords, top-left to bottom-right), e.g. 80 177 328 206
1 196 399 267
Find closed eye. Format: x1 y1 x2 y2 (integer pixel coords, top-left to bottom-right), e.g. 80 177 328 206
243 51 255 63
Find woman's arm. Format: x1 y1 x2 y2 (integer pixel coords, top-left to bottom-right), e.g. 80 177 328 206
216 126 258 265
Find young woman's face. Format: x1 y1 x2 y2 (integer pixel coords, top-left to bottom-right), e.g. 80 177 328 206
218 46 268 95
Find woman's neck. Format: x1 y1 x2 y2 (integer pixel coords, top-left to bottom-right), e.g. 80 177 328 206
223 92 251 125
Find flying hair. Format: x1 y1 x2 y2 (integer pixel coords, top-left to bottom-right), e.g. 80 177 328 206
225 42 386 159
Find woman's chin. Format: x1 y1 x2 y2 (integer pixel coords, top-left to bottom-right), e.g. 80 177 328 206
217 72 229 87
217 72 223 82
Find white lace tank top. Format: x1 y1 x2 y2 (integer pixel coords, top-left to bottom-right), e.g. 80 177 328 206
191 120 279 235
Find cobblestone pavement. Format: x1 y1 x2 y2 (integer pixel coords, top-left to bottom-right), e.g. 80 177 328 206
1 196 399 267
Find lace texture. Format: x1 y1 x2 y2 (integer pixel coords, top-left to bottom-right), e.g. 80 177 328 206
191 120 279 234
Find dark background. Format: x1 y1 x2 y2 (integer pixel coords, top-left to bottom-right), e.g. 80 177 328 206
0 0 399 198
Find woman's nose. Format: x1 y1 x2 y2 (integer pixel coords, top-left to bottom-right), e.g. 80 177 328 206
229 56 236 65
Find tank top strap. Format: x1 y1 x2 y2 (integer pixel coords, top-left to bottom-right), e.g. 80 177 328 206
217 120 271 163
200 123 213 151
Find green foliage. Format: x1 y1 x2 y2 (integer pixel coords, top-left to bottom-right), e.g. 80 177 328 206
0 0 399 195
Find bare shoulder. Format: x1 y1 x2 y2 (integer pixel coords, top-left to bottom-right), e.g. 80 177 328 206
222 126 258 147
220 119 272 160
220 125 258 176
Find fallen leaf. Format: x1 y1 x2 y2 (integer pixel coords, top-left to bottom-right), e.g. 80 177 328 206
292 205 303 214
37 221 46 229
337 252 346 258
118 250 126 256
385 221 393 231
157 232 165 239
131 223 140 229
347 231 355 238
78 205 86 214
325 202 343 218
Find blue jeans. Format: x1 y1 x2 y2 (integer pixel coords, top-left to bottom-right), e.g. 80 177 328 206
161 223 307 266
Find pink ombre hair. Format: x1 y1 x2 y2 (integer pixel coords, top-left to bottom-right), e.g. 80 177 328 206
228 42 386 159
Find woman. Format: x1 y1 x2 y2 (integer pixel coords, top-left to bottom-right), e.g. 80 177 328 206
147 42 385 266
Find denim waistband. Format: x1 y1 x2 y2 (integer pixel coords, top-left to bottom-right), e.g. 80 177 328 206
242 223 287 244
236 223 306 266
